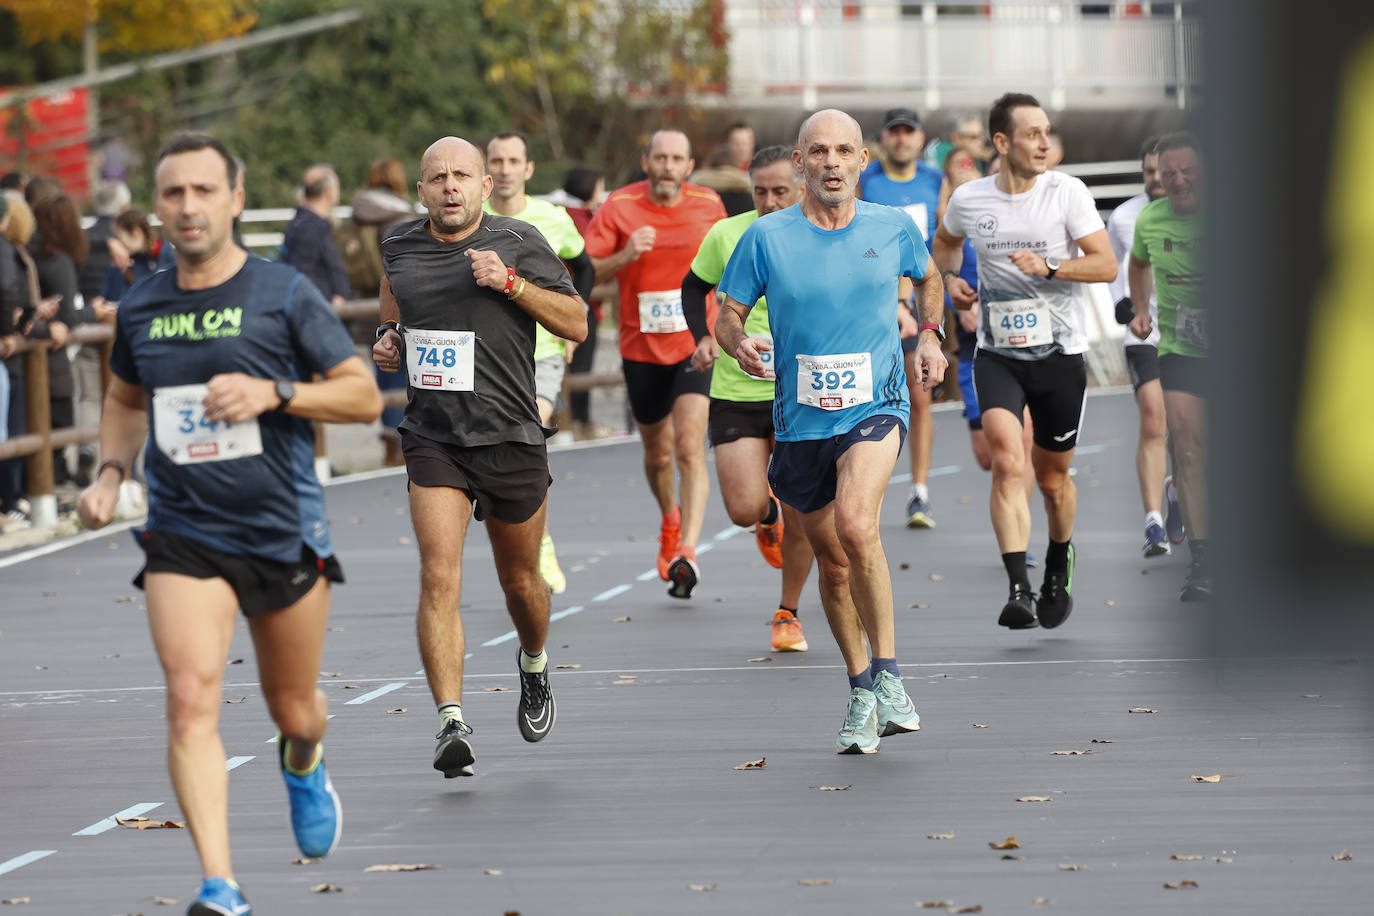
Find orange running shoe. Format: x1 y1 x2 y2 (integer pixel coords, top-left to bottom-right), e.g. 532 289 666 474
770 609 809 652
755 497 784 569
657 506 681 580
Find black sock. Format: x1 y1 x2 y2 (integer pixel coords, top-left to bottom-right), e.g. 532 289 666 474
1189 538 1208 564
779 604 797 618
1002 552 1031 590
1046 538 1072 573
760 497 779 526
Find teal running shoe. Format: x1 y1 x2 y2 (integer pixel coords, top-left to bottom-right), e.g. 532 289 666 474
836 687 880 754
278 737 342 858
187 877 250 915
872 670 921 737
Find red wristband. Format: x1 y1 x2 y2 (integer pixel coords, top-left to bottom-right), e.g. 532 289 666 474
502 270 518 296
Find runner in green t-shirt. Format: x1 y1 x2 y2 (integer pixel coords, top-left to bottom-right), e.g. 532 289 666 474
681 146 815 653
1128 132 1209 602
486 131 595 595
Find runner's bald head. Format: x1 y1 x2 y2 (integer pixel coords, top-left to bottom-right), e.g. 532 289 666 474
421 137 486 182
796 109 864 152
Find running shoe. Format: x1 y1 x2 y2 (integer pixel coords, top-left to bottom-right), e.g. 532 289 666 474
657 508 681 580
1143 522 1170 558
905 493 936 529
1180 546 1211 602
539 534 567 595
433 718 475 778
276 738 342 859
998 583 1039 629
770 609 808 652
1038 544 1076 629
187 877 250 916
667 551 699 599
1026 552 1040 569
755 498 784 569
1164 476 1185 544
517 651 557 742
836 687 880 754
872 670 921 736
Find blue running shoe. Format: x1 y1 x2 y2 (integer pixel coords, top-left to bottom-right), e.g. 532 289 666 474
1164 476 1185 544
836 687 880 754
278 737 342 858
905 493 936 529
187 877 250 916
872 670 921 736
1143 522 1170 558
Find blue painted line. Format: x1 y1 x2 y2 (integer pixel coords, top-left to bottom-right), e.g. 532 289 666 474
482 630 519 647
344 681 407 705
636 568 659 581
0 849 57 876
593 584 632 602
550 605 585 622
226 756 255 771
73 802 162 837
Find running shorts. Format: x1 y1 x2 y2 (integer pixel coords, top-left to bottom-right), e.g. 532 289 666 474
708 398 773 447
1126 344 1161 392
958 352 981 429
973 349 1087 452
134 529 343 618
1159 353 1206 397
402 429 551 524
768 415 906 514
622 357 711 426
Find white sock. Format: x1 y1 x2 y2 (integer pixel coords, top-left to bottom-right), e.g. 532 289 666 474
519 649 548 674
909 483 929 503
1145 510 1164 529
437 703 463 727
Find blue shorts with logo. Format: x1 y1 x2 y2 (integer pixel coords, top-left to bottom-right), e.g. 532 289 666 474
767 415 907 514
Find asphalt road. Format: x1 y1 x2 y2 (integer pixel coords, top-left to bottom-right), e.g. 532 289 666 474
1 391 1371 915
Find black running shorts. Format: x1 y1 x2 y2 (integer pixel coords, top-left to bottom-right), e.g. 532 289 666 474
1158 353 1207 397
134 529 343 618
622 357 711 426
768 415 906 514
708 398 773 447
972 349 1087 452
1125 344 1161 392
402 428 551 524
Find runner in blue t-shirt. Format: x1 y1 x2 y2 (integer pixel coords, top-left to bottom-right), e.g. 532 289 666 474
857 107 946 529
717 109 948 757
77 132 382 916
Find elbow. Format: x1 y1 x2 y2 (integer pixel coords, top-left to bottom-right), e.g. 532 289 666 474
567 313 589 344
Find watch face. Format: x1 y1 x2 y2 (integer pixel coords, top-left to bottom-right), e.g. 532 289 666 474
1046 257 1060 271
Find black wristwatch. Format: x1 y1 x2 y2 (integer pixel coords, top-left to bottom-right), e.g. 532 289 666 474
375 320 400 341
273 379 295 413
1044 256 1061 280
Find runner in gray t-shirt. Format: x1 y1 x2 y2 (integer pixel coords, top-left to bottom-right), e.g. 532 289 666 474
372 136 586 779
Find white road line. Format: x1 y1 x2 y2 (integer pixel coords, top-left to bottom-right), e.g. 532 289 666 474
226 755 255 770
0 519 142 570
713 526 747 541
593 584 632 602
481 630 518 647
550 605 585 622
343 682 407 705
72 802 162 837
635 569 659 581
696 543 714 555
0 849 57 875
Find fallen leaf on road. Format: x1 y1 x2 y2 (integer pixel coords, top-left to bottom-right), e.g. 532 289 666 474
733 757 766 770
688 884 717 892
988 837 1020 850
747 656 772 663
293 858 320 865
484 869 502 876
1302 694 1322 699
1333 852 1353 861
1104 600 1116 607
917 902 953 909
613 616 631 623
927 832 955 840
554 664 582 669
899 562 910 570
33 665 45 670
1051 749 1093 756
971 724 988 728
483 686 510 692
798 878 834 886
929 573 944 581
909 602 930 609
105 653 120 659
310 884 344 893
1190 774 1223 783
815 785 852 791
320 672 341 678
947 906 982 914
341 684 362 690
228 658 244 665
398 537 411 545
1033 898 1050 905
1129 707 1158 714
364 864 438 872
1170 854 1205 861
1017 796 1053 803
1163 880 1198 889
1 898 30 905
224 697 246 704
115 596 136 603
1091 738 1112 744
386 708 406 715
1058 864 1086 871
1216 857 1234 864
1001 854 1025 861
153 896 178 905
118 817 184 829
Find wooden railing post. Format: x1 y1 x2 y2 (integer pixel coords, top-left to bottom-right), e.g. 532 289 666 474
21 343 57 527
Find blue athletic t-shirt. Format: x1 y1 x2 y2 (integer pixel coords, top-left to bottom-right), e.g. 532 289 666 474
857 160 943 242
718 200 927 442
109 256 358 563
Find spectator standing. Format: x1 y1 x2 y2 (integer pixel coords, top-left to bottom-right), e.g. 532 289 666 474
31 194 86 487
690 145 754 216
1 192 40 526
280 164 350 306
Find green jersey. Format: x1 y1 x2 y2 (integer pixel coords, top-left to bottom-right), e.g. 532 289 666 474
484 195 585 360
690 210 775 402
1131 198 1204 358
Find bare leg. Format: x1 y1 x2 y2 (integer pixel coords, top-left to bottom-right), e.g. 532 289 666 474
1135 379 1168 515
984 407 1032 553
779 502 815 609
671 393 710 551
1163 390 1208 538
637 415 677 516
410 484 473 706
485 500 552 655
248 577 331 771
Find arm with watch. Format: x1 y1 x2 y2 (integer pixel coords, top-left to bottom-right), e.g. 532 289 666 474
909 258 950 391
1005 229 1118 284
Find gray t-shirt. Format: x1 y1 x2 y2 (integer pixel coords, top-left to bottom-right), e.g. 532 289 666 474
381 214 578 447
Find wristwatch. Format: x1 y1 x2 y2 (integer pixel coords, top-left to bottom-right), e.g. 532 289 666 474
919 322 946 343
375 320 400 341
273 379 296 413
1044 256 1061 280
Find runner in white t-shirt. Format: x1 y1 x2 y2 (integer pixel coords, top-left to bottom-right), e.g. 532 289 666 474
1106 137 1180 559
932 93 1117 632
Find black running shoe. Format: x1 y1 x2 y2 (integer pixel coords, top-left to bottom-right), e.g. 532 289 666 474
433 719 475 778
1038 544 1075 629
998 584 1039 629
517 653 557 743
667 554 699 599
1180 562 1212 602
